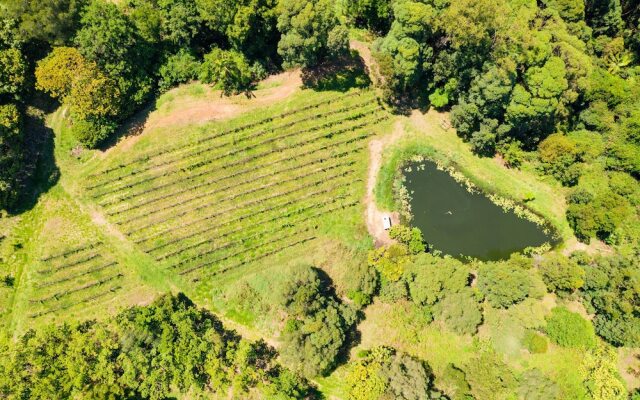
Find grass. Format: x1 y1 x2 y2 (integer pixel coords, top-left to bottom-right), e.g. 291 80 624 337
1 83 391 338
375 111 575 244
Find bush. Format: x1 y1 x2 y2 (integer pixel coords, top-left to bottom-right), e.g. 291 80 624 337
70 116 118 148
199 48 255 96
389 225 425 254
434 289 483 335
538 253 585 295
158 50 200 92
522 330 548 354
477 261 535 308
545 306 596 349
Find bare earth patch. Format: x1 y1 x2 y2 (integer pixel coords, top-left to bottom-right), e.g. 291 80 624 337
365 120 403 247
102 70 302 156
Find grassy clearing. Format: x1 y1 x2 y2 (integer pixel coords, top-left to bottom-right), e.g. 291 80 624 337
77 89 387 290
2 81 390 339
375 111 574 243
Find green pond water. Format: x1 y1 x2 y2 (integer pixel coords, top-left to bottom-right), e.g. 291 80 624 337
403 161 554 261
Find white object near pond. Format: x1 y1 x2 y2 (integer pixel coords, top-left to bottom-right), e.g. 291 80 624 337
382 215 392 230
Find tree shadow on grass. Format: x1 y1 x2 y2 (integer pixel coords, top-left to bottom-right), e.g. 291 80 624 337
9 96 60 215
301 50 372 92
95 99 158 152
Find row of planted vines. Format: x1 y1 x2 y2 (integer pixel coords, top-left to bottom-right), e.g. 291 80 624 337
29 240 126 320
84 90 386 283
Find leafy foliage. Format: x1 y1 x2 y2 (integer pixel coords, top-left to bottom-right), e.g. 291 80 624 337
0 293 314 399
276 0 348 69
346 346 438 400
578 254 640 346
279 266 356 378
477 261 536 308
538 253 585 295
545 306 597 349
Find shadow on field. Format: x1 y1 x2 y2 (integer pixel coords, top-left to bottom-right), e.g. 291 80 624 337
96 100 158 152
301 50 371 92
10 97 60 215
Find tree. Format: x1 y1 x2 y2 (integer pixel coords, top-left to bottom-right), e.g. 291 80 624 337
538 133 582 185
157 49 201 92
0 48 26 97
199 48 255 96
582 344 627 400
1 0 86 45
434 289 483 335
36 47 121 147
368 244 410 282
477 261 535 308
34 47 85 98
279 267 356 378
579 254 640 347
0 103 23 209
277 0 349 68
346 347 435 400
0 293 314 399
346 0 393 33
158 0 201 48
388 225 425 254
545 306 597 349
463 351 517 400
506 57 569 147
538 253 585 295
75 0 153 109
404 253 470 306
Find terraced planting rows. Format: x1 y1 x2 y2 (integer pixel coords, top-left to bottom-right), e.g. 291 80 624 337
29 240 128 320
86 90 385 281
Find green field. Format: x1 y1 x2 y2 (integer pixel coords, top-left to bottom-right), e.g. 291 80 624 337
1 86 392 335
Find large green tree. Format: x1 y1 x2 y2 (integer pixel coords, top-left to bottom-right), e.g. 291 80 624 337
276 0 349 69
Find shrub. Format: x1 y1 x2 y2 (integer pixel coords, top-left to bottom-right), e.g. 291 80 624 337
522 330 548 354
434 289 483 335
538 253 585 295
199 48 255 96
545 306 596 349
477 261 534 308
389 225 425 254
158 50 200 92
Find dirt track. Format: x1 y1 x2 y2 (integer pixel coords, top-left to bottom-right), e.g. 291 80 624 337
364 121 403 247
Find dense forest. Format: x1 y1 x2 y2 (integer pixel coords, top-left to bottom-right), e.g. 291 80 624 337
0 0 639 398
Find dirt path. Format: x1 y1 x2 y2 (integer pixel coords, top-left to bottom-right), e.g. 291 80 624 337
103 71 302 156
365 121 404 247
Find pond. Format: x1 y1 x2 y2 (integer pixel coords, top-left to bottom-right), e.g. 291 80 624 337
403 161 554 261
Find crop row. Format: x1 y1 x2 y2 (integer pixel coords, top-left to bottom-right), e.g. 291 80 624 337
28 285 122 319
37 253 101 274
125 165 358 237
87 97 372 188
95 104 376 206
90 103 381 199
40 241 103 262
30 273 124 304
195 235 320 283
111 155 355 228
143 179 354 251
37 261 118 289
157 194 357 266
95 112 374 209
87 91 365 180
177 226 315 276
114 114 385 228
106 144 359 218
